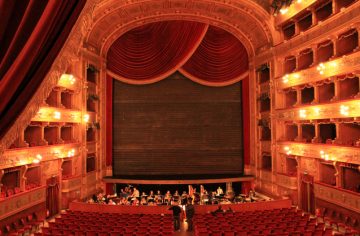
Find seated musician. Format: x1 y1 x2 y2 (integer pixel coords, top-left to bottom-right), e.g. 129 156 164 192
148 190 155 202
216 186 224 196
155 190 163 204
173 190 180 203
164 191 172 205
140 196 147 205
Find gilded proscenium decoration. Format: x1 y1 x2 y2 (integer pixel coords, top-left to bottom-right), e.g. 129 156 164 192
276 99 360 120
278 142 360 165
276 51 360 90
33 107 82 123
0 187 46 220
0 143 81 169
314 182 360 213
275 0 316 26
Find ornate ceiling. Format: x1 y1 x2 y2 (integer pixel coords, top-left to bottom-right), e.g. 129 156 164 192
85 0 275 59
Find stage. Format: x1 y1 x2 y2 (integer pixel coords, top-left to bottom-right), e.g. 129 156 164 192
102 174 254 185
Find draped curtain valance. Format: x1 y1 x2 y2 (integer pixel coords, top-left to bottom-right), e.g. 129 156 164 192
106 21 249 86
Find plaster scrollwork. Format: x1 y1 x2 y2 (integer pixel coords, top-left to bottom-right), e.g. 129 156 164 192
0 0 99 157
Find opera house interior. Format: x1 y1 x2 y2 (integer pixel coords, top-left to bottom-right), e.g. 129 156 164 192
0 0 360 235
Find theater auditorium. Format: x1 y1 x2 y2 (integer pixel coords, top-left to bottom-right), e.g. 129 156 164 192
0 0 360 235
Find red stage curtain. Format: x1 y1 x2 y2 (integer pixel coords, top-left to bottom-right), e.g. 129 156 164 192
180 25 248 83
0 0 86 139
242 76 250 165
106 74 113 166
107 21 208 83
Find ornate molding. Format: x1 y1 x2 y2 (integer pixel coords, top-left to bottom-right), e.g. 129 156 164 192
62 175 82 193
278 141 360 165
314 182 360 213
87 0 274 58
1 143 81 169
275 99 360 120
0 187 46 220
276 173 298 190
275 50 360 90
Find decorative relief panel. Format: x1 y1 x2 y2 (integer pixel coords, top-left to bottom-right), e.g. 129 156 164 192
261 141 271 153
275 99 360 121
62 175 82 193
314 182 360 213
278 142 360 165
0 187 46 220
276 173 298 190
87 141 96 154
259 169 273 182
32 107 82 123
1 143 81 169
260 83 270 95
275 51 360 90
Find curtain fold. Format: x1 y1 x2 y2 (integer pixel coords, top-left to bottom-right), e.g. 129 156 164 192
0 0 86 139
180 25 249 84
107 21 208 84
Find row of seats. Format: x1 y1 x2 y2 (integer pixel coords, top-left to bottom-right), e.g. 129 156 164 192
35 210 174 236
194 208 332 236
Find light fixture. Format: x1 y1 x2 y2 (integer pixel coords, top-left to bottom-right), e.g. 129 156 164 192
282 74 289 83
280 8 289 14
316 63 325 75
299 109 307 118
36 154 43 160
284 146 292 155
84 114 90 123
340 105 349 116
54 111 61 119
313 107 320 116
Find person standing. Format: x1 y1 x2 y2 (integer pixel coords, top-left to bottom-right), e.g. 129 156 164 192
185 198 195 231
168 201 182 231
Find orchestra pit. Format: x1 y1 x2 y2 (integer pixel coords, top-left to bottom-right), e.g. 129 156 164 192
0 0 360 235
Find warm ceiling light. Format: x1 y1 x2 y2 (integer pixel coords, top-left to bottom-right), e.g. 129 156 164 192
33 159 40 164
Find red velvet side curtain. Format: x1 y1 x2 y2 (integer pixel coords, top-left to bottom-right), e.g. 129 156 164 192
0 0 86 139
107 21 208 83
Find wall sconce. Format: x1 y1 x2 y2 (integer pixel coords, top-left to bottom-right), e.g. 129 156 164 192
317 63 325 75
83 114 90 123
54 111 61 119
340 105 349 116
299 109 307 118
282 74 289 83
284 146 292 155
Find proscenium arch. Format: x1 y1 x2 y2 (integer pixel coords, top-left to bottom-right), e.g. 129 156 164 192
86 0 273 59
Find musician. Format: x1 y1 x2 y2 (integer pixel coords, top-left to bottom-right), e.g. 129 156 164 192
155 190 163 204
140 197 147 205
216 186 224 195
164 191 172 205
173 190 180 203
181 191 188 205
147 190 155 203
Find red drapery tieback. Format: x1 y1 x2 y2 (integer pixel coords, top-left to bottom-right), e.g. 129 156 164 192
0 0 86 139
